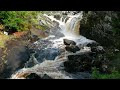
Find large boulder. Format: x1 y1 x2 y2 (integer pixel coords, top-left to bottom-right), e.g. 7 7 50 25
65 45 80 53
64 53 93 72
64 48 109 73
63 39 76 45
34 48 60 63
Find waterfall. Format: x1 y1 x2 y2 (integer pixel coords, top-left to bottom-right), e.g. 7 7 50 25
43 11 83 37
10 11 94 79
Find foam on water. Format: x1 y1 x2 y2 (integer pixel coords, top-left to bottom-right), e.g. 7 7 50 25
10 11 94 79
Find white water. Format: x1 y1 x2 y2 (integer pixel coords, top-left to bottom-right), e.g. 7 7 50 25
10 11 94 79
44 11 95 48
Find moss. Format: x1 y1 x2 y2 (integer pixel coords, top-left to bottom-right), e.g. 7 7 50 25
92 67 120 79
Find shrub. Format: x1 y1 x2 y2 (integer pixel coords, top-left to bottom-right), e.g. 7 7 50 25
0 11 40 33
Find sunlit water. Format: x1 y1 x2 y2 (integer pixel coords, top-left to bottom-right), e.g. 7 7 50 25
10 11 94 79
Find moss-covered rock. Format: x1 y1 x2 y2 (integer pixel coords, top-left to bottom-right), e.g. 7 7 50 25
80 11 120 73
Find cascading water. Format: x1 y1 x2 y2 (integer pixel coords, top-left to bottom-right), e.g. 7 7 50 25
10 11 95 79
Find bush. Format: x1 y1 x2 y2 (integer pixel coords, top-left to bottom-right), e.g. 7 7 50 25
0 11 40 33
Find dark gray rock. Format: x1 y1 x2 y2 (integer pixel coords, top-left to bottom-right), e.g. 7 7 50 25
41 74 52 79
26 73 52 79
91 46 105 54
54 14 61 20
35 48 60 63
64 53 93 72
86 42 99 47
26 73 41 79
63 39 76 45
65 45 80 53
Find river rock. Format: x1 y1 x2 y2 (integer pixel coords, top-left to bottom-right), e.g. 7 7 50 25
26 73 41 79
65 45 80 53
41 74 53 79
91 46 105 54
26 73 52 79
54 14 61 20
64 53 93 72
34 48 60 63
86 42 99 47
63 39 76 45
86 42 105 54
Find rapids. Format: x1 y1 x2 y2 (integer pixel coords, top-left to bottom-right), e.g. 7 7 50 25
10 11 95 79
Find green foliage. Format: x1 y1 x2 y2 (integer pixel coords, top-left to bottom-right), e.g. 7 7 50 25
92 67 120 79
0 11 40 32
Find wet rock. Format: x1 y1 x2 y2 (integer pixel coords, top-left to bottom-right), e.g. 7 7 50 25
86 42 99 47
24 53 39 68
63 39 76 45
64 53 93 72
35 48 60 63
91 46 105 54
49 26 65 38
77 44 84 49
54 14 61 20
86 42 105 54
26 73 52 79
41 74 52 79
64 47 108 73
26 73 41 79
65 45 80 53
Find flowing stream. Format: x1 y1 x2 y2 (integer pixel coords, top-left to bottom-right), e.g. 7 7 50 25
10 11 95 79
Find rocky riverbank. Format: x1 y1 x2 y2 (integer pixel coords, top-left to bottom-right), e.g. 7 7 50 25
0 26 50 78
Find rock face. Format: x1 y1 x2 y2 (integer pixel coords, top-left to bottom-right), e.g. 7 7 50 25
80 11 120 73
64 52 109 73
80 11 120 49
64 53 93 72
63 39 76 45
64 40 109 73
0 36 30 78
